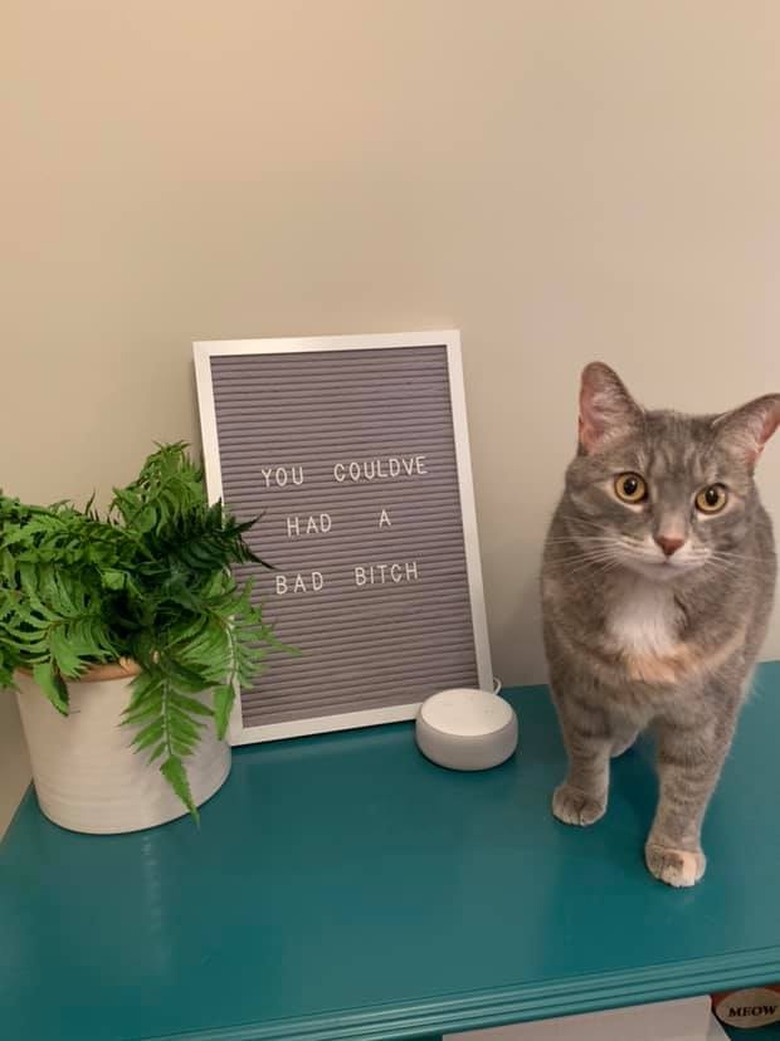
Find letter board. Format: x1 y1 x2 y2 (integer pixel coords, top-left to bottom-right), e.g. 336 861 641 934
194 330 492 744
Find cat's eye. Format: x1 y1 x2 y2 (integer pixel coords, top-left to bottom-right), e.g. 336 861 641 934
695 484 728 514
614 472 648 504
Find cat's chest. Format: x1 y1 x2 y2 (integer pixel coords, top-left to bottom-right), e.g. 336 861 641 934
606 581 679 657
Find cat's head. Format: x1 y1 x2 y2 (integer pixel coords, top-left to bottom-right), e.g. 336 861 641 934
563 363 780 583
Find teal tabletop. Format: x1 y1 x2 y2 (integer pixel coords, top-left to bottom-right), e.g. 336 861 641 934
2 663 780 1041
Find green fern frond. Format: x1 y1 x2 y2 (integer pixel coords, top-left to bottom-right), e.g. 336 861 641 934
160 757 198 823
0 443 285 820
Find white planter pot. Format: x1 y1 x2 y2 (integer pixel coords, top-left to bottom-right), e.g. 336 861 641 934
15 664 231 834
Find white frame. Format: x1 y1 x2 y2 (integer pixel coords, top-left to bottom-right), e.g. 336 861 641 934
193 330 493 745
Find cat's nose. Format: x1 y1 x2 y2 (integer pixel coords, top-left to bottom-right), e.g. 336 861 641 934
654 534 685 557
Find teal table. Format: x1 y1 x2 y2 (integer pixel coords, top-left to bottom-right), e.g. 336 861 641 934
2 663 780 1041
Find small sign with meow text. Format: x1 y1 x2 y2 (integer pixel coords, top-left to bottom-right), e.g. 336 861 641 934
194 331 491 744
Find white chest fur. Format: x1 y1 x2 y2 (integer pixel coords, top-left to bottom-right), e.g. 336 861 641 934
608 580 678 657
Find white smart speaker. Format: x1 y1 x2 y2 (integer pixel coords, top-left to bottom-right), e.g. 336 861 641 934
415 688 518 771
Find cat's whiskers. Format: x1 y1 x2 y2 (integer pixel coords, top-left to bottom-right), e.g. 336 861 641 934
585 557 623 578
705 564 745 585
710 550 766 564
706 554 752 578
547 541 618 558
549 551 618 569
614 539 660 562
545 537 617 548
558 550 624 578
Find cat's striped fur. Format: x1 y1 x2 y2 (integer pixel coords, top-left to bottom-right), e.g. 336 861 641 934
541 363 779 886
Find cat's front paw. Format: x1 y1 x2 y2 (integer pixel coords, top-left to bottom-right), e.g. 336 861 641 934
552 784 607 826
645 843 706 887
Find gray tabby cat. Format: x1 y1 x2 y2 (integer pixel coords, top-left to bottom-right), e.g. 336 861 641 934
541 363 779 887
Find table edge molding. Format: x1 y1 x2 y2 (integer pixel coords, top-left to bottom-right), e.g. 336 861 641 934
145 947 780 1041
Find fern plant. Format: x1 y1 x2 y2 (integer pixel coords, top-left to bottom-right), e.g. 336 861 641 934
0 443 281 819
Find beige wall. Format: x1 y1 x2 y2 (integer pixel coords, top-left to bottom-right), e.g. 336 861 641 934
0 698 30 836
3 2 780 827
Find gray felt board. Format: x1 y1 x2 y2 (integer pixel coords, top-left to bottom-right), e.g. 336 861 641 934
201 339 489 739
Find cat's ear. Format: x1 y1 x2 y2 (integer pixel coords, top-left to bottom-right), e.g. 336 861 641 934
578 362 643 454
713 393 780 471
